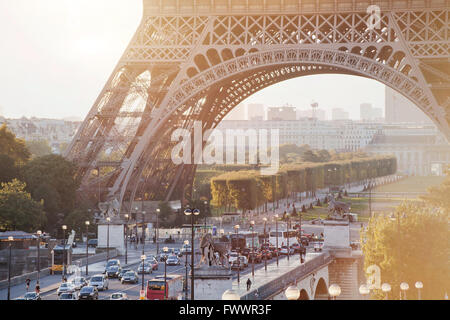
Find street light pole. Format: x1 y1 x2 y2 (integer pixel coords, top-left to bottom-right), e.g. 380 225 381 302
184 208 200 300
234 225 240 284
7 236 13 300
124 214 129 265
286 216 290 262
36 230 42 285
141 211 146 256
250 221 255 277
184 240 189 300
140 254 146 294
156 208 160 256
163 247 169 300
85 221 90 276
263 218 267 271
274 214 279 267
62 225 67 281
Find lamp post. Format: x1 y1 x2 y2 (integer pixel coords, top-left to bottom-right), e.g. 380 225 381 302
7 236 13 300
234 224 240 284
222 289 240 300
250 221 255 277
124 214 129 265
85 221 90 276
286 214 290 261
106 217 111 262
285 285 300 300
184 208 200 300
154 208 160 255
400 282 409 300
274 214 279 266
141 211 146 256
415 281 423 300
381 283 391 300
359 284 370 300
204 200 208 229
163 247 169 300
62 225 67 280
184 240 189 300
36 230 42 285
328 284 341 300
263 217 268 271
140 254 146 293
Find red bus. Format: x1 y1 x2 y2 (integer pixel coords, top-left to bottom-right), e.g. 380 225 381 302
146 274 183 300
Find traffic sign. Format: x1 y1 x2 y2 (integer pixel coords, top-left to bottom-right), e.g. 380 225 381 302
140 290 146 300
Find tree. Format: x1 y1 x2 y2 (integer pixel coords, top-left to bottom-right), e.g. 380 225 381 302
26 140 52 158
0 124 31 164
63 207 95 238
0 154 19 183
362 202 449 300
158 201 177 228
0 179 46 232
21 155 79 233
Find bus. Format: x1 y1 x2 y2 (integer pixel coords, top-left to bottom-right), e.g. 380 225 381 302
230 231 260 251
268 230 299 248
146 274 183 300
51 244 72 273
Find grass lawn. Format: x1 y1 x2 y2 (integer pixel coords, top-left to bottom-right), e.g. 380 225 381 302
373 176 445 193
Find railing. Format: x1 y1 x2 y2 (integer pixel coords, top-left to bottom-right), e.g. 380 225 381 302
240 253 334 300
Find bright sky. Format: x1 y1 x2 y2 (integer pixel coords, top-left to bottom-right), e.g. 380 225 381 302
0 0 385 120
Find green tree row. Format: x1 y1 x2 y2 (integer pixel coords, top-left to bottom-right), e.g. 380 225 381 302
211 156 397 214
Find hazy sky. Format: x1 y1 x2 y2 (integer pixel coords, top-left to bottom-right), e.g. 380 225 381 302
0 0 385 120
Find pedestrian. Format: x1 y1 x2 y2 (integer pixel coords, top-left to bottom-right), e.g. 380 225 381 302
63 276 67 283
246 278 252 291
26 278 31 292
35 283 40 294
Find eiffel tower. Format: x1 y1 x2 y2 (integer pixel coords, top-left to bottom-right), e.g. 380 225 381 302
65 0 449 214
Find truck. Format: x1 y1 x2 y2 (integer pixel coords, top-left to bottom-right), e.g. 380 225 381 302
146 274 183 300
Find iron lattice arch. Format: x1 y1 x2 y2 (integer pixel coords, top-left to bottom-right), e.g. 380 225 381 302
65 0 449 213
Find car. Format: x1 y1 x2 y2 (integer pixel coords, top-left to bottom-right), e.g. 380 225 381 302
260 249 272 260
279 246 295 256
110 292 128 300
104 259 121 273
247 251 262 263
87 239 98 248
231 256 248 270
71 277 88 290
166 255 180 266
121 271 139 284
228 251 239 264
311 218 324 225
89 274 109 291
146 257 159 270
300 236 310 246
314 242 324 252
78 286 99 300
173 248 182 257
106 265 122 278
291 243 307 255
57 282 76 296
144 255 156 263
59 292 78 300
158 249 170 262
118 268 131 280
137 262 152 274
181 244 192 255
23 292 41 300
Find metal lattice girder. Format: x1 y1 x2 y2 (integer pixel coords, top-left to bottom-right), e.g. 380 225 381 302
65 0 450 210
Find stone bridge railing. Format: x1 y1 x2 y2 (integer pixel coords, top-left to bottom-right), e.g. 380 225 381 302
240 253 334 300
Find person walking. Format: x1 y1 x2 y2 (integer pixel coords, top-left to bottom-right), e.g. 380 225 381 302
35 283 40 295
246 278 252 291
26 278 31 292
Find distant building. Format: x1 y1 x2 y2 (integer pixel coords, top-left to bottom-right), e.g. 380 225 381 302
332 108 349 121
267 106 297 121
360 103 384 122
247 103 265 121
365 124 450 176
297 108 327 121
385 87 433 124
223 103 247 121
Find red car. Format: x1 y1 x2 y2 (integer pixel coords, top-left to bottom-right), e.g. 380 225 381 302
146 258 159 271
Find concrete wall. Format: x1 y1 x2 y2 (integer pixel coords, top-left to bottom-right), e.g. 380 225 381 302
98 224 125 254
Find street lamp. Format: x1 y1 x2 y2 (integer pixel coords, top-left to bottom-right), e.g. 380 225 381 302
184 208 200 300
359 284 370 300
163 247 169 300
7 236 13 300
62 225 67 280
286 214 290 261
124 214 129 265
85 221 90 276
222 289 240 300
274 214 279 267
328 284 341 300
250 221 255 277
156 208 160 255
234 224 241 284
141 211 146 256
400 282 409 300
381 283 391 300
263 217 268 271
415 281 423 300
141 254 146 294
106 217 111 262
184 240 189 300
204 200 208 228
285 285 300 300
36 230 42 285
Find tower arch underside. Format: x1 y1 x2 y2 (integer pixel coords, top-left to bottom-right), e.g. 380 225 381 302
120 46 445 208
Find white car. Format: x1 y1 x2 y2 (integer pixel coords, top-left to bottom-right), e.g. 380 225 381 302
57 282 76 296
110 292 128 300
313 242 324 252
228 251 239 264
71 277 88 290
89 274 109 291
59 292 78 300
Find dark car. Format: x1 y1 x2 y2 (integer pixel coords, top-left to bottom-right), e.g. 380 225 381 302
88 239 98 248
260 249 272 260
247 251 262 263
118 268 131 280
121 271 138 284
79 286 99 300
24 292 41 300
291 243 306 255
106 265 122 278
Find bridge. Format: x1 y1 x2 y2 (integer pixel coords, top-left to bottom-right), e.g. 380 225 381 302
63 0 449 214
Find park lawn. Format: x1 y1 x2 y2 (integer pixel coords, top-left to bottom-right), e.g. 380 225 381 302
373 176 445 193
